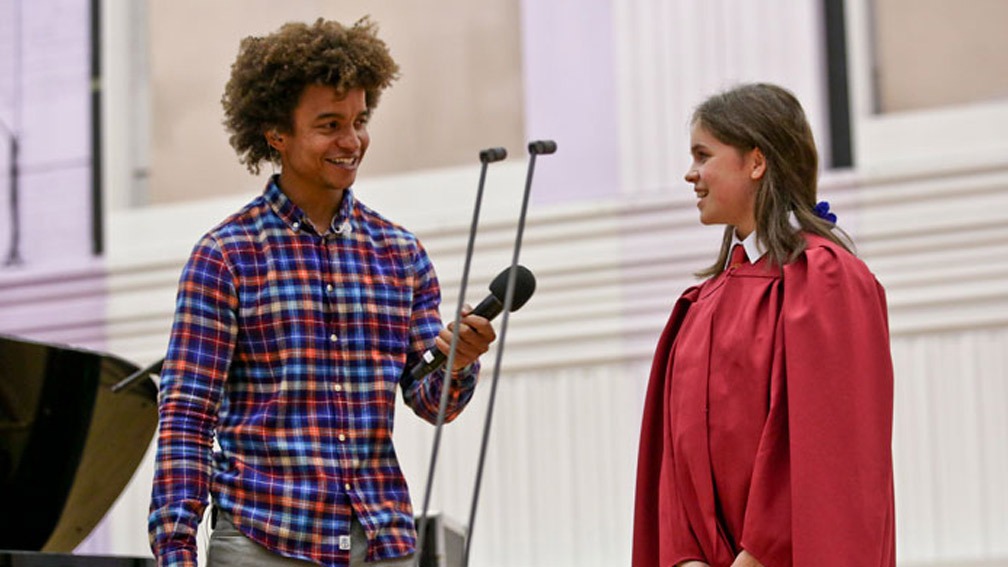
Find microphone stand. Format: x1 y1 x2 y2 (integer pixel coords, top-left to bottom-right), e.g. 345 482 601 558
414 147 506 565
462 140 556 567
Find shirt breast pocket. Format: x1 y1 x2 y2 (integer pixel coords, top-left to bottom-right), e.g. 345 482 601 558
238 281 320 358
362 280 412 354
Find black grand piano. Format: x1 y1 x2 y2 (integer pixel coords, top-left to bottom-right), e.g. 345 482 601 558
0 334 158 566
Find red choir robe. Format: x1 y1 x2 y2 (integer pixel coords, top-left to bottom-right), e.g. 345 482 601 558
633 233 896 567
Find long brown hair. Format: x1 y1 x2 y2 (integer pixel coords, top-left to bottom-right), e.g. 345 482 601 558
692 83 852 278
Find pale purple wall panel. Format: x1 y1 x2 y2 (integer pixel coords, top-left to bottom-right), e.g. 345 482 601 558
0 3 112 550
520 0 621 204
0 0 94 271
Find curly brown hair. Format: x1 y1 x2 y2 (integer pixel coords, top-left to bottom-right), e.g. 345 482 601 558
221 17 400 174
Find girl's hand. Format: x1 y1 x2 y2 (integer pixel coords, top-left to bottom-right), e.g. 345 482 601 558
730 550 764 567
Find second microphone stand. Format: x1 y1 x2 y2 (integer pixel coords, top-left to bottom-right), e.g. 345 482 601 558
461 140 556 567
415 146 506 563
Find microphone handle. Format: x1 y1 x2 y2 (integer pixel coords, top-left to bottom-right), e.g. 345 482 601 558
468 294 505 322
408 295 503 383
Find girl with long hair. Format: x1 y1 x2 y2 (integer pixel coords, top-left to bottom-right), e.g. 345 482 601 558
633 83 896 567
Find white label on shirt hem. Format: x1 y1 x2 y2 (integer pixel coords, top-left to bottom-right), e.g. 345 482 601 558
339 535 352 550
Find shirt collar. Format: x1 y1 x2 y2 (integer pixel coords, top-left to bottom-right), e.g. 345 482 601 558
724 212 805 269
264 174 355 235
728 229 767 269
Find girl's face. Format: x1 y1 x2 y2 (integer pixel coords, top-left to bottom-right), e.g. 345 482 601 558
684 121 765 239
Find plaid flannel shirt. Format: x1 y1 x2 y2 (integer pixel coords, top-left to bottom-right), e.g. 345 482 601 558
148 177 478 567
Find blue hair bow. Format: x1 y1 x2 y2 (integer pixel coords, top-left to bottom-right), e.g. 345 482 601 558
814 201 837 224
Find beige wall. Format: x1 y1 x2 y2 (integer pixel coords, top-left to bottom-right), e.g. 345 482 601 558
147 0 524 205
872 0 1008 113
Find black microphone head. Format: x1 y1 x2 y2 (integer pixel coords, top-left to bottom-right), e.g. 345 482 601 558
488 265 536 311
479 147 508 163
528 140 557 155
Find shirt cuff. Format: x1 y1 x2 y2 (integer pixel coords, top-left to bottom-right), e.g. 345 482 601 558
451 361 480 384
156 545 198 567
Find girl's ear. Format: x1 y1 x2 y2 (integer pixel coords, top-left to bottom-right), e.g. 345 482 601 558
749 147 767 181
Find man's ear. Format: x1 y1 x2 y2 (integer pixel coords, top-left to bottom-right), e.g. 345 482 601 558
749 147 767 181
266 130 285 152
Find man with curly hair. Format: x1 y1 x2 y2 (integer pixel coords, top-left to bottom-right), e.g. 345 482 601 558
148 18 496 567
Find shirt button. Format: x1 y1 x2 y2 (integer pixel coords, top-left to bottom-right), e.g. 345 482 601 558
352 459 360 468
292 221 300 231
338 433 346 442
333 383 342 392
330 333 338 342
344 483 352 491
326 283 335 293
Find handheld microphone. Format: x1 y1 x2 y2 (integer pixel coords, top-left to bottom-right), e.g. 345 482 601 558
403 265 535 387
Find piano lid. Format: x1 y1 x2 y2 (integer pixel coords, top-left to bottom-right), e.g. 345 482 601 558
0 334 158 552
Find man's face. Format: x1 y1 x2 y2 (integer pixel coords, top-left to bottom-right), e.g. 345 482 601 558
275 85 371 196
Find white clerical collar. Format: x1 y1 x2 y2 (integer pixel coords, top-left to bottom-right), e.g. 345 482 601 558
725 212 802 269
728 230 767 268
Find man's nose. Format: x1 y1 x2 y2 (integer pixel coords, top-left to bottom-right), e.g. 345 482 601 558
336 129 361 151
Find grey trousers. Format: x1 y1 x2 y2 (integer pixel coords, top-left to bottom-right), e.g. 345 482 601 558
207 511 415 567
